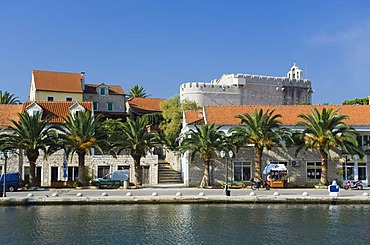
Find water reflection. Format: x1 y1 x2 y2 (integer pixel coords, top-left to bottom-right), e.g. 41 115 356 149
0 204 369 244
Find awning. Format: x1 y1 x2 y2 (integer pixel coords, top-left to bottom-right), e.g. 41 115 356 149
263 163 287 174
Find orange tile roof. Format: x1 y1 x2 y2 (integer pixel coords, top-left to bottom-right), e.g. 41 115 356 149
33 70 83 93
185 105 370 126
0 104 23 128
127 97 165 113
22 101 93 123
184 110 205 125
84 84 126 95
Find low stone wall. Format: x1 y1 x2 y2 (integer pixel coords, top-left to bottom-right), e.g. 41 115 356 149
1 195 370 206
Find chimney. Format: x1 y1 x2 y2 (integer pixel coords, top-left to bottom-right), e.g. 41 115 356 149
81 72 85 91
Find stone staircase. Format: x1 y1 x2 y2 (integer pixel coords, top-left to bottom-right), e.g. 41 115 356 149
158 162 183 184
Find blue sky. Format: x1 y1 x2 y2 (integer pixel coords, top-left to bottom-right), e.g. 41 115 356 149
1 0 370 104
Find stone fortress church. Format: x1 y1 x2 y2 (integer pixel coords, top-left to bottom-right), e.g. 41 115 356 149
180 64 314 106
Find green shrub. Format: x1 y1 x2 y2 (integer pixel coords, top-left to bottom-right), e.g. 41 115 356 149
73 180 82 188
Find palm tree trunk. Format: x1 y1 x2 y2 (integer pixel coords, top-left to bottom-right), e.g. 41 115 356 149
77 151 87 186
319 149 328 185
27 151 39 187
133 155 142 187
29 161 36 187
201 159 210 188
254 147 264 182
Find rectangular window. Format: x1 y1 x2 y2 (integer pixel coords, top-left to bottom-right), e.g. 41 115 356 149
357 134 370 146
24 167 30 182
100 87 106 95
107 102 113 111
51 167 58 181
343 162 354 180
307 162 322 180
93 102 98 111
24 166 42 183
66 97 72 102
98 166 110 178
28 110 39 116
67 167 79 181
357 136 362 146
47 96 54 101
358 163 367 181
364 135 368 144
233 162 251 182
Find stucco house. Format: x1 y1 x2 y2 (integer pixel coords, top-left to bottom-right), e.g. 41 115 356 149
180 105 370 187
29 70 127 120
29 70 84 102
84 83 127 120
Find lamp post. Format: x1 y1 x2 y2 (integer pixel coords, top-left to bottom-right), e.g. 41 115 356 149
227 151 233 196
220 150 233 196
220 150 226 194
0 150 13 198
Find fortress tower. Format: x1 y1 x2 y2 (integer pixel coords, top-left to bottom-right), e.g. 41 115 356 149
180 64 313 107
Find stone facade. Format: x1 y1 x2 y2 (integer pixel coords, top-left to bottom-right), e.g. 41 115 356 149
164 149 181 171
180 64 313 107
83 83 126 114
183 146 367 188
4 150 159 186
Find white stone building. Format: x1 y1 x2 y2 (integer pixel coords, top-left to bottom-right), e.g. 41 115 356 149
180 64 313 107
180 105 370 187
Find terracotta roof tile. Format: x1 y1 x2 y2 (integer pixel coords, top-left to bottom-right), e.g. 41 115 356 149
184 110 205 125
33 70 83 93
0 104 23 128
127 97 165 113
186 105 370 126
22 101 93 123
84 84 126 95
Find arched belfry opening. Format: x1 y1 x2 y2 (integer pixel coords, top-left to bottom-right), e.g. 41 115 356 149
287 63 302 80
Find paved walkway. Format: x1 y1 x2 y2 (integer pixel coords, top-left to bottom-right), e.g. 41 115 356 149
1 184 370 206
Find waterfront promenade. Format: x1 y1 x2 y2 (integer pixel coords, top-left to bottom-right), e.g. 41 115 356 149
1 184 370 206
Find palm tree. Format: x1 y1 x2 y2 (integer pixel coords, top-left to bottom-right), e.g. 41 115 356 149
295 108 363 185
128 85 149 98
2 112 60 187
179 124 231 187
61 111 105 186
229 109 290 182
0 90 20 104
111 117 161 186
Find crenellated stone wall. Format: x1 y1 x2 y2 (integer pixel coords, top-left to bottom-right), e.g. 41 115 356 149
180 65 313 107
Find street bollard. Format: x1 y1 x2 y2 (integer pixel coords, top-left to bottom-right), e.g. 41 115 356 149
123 181 129 190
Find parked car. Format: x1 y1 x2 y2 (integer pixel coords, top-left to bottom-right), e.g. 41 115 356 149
91 170 129 188
0 172 23 192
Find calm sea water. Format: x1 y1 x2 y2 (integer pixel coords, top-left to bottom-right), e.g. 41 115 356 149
0 204 368 244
